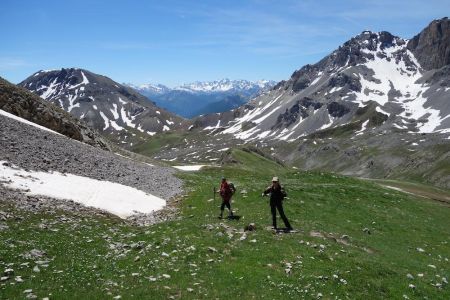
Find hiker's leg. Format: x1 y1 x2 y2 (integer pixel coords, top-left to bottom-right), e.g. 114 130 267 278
270 202 277 228
219 201 225 218
226 201 233 216
277 202 292 229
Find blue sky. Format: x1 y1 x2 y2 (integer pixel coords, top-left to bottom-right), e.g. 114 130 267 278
1 0 447 87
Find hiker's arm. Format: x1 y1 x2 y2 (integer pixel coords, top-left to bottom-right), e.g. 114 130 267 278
262 186 271 196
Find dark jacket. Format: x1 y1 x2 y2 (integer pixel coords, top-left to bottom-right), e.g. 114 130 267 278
264 185 287 202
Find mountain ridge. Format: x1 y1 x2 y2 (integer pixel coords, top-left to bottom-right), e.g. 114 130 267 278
19 68 184 147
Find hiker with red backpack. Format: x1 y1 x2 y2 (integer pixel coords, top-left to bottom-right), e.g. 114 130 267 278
216 177 236 219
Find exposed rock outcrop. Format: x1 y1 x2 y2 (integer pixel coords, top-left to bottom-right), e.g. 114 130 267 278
407 17 450 70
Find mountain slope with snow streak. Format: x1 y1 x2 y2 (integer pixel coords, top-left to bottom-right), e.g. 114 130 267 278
195 18 450 141
20 68 184 147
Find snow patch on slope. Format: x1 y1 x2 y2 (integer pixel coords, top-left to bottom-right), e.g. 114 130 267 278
111 103 119 120
222 92 286 137
110 120 124 131
120 107 135 128
0 162 166 218
350 43 444 133
68 71 90 90
355 120 369 135
41 78 59 100
67 89 80 112
99 111 110 130
173 165 206 171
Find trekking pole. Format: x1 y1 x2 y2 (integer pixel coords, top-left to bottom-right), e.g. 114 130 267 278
213 186 216 201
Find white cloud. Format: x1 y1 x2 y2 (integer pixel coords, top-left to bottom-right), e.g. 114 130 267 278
0 57 30 70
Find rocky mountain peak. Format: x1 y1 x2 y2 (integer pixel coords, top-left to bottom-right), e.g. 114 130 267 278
20 68 183 147
353 30 399 45
407 17 450 70
280 28 415 95
24 68 96 103
335 30 405 61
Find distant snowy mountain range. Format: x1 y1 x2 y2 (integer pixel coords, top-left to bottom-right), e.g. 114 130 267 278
129 79 274 95
127 79 275 118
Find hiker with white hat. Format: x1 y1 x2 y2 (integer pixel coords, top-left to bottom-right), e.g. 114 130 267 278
262 176 293 231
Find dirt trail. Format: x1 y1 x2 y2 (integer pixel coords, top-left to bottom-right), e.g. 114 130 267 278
368 179 450 205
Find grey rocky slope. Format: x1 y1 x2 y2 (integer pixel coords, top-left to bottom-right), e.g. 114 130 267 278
0 107 183 222
0 112 182 199
19 68 184 147
0 77 109 150
128 79 275 118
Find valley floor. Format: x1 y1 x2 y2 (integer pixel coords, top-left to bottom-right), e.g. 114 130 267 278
1 154 449 299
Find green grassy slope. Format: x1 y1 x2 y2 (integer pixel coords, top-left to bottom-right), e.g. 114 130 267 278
131 132 187 157
223 148 286 173
1 151 449 299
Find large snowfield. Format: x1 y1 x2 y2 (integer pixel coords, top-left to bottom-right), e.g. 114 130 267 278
0 162 166 218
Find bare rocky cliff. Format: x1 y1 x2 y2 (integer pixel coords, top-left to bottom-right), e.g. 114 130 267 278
408 17 450 70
